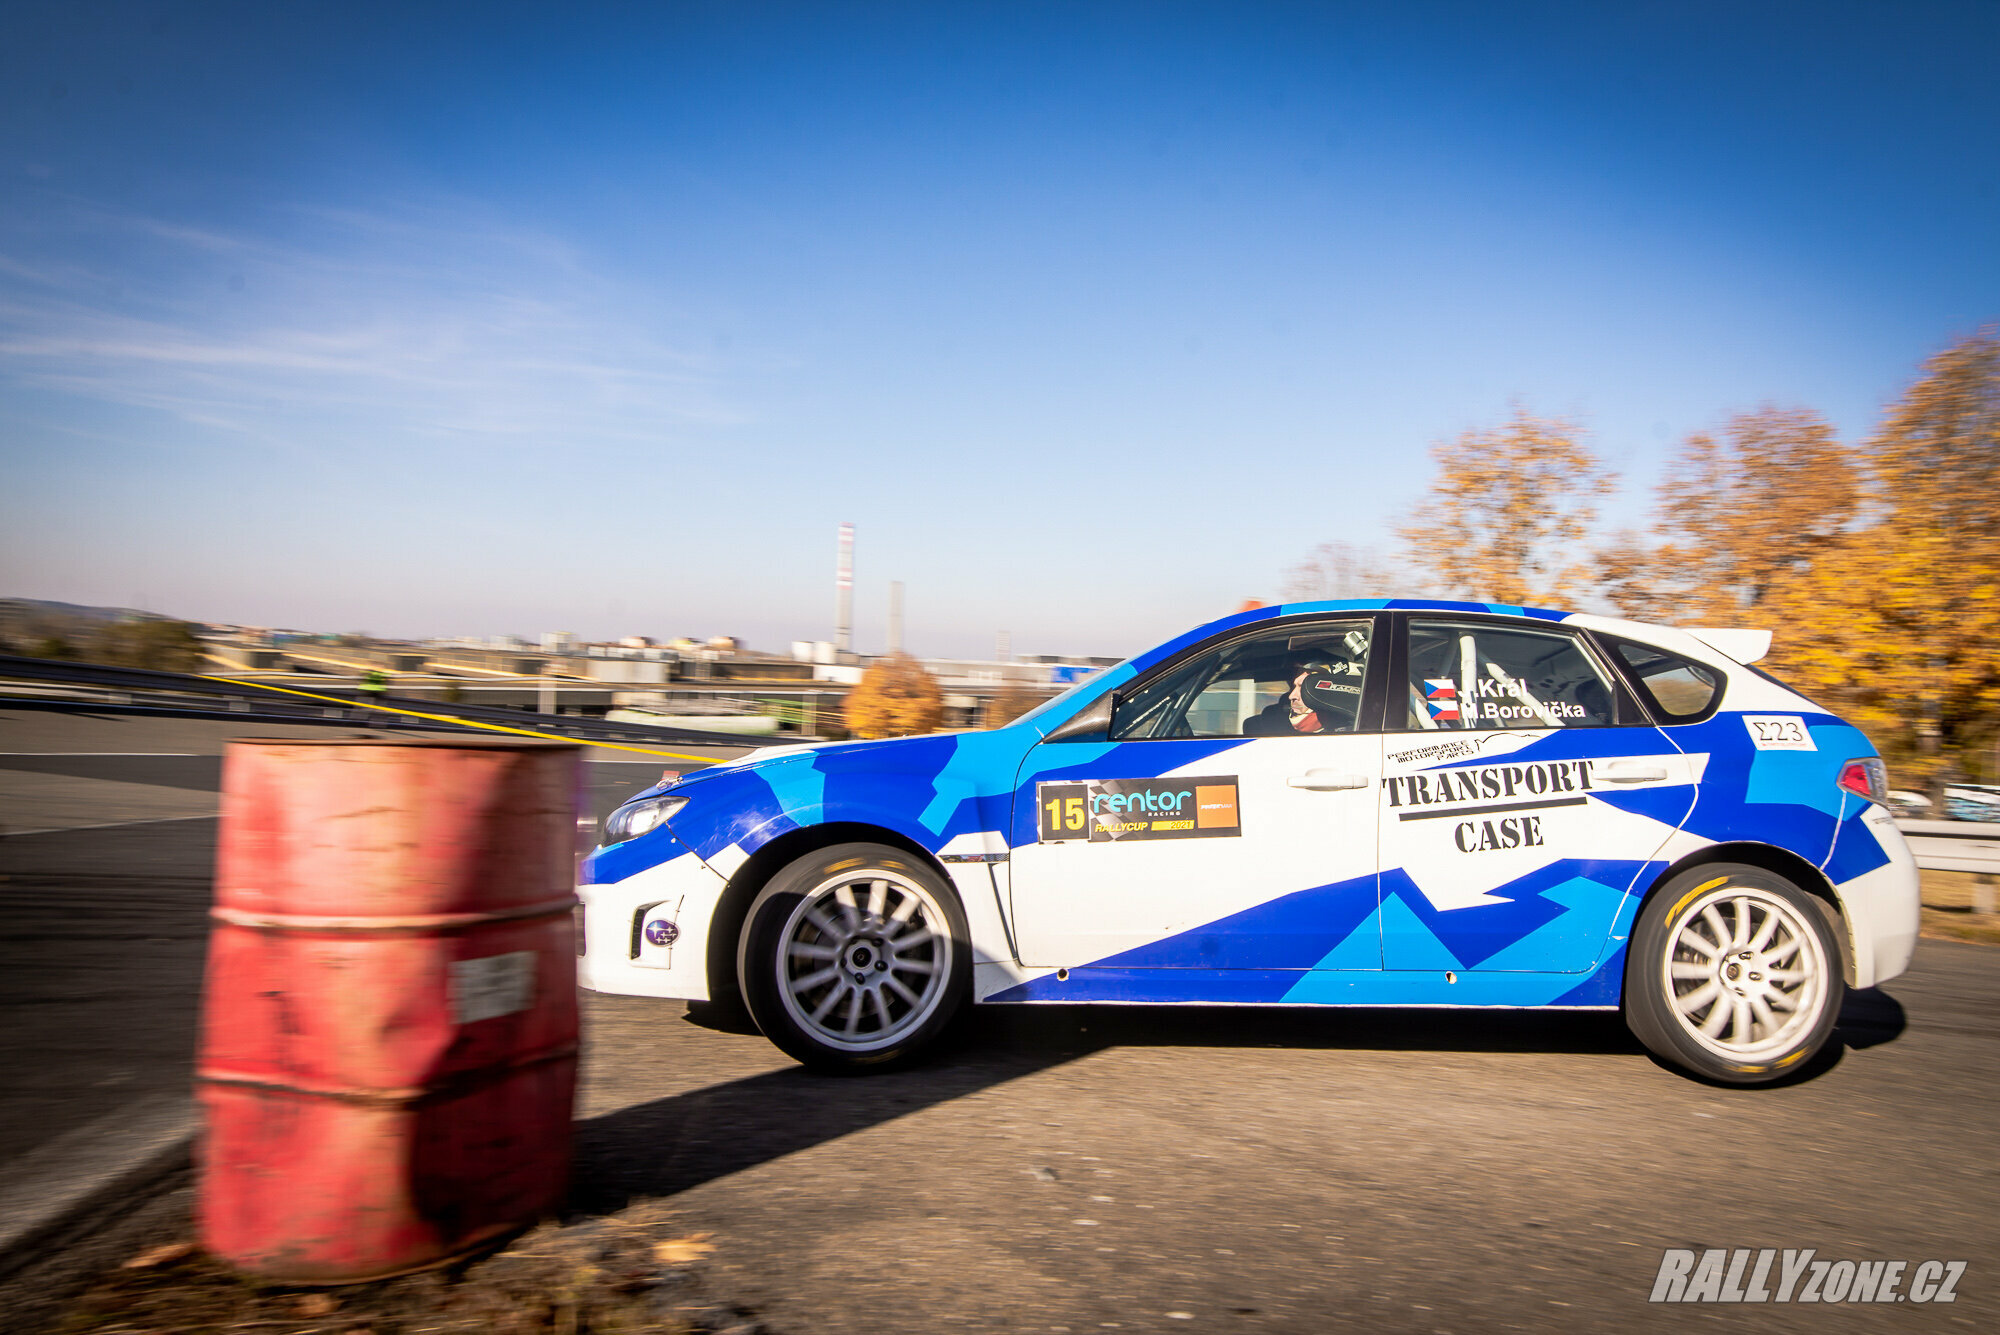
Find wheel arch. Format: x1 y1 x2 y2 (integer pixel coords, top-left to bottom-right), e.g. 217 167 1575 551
705 821 957 1010
1632 842 1856 986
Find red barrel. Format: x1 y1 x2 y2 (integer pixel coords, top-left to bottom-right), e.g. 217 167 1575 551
198 738 581 1281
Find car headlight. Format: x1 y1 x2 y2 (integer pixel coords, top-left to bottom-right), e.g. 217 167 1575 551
603 795 687 845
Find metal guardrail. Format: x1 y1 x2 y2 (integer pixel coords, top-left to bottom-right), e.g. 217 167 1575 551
1897 819 2000 876
0 654 772 749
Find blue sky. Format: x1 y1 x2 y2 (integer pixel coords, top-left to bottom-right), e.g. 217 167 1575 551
3 2 1995 658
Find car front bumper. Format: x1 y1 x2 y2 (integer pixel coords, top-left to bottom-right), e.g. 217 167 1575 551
576 839 729 1001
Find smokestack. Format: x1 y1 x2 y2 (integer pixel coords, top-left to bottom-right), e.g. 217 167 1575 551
996 630 1010 663
834 522 854 653
888 581 904 654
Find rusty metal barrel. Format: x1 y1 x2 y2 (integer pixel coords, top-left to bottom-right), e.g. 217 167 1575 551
198 737 582 1282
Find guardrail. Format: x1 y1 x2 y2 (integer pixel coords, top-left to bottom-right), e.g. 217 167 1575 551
0 654 775 749
1896 819 2000 876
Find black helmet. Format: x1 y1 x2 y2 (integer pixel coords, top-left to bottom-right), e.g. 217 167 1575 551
1295 658 1362 721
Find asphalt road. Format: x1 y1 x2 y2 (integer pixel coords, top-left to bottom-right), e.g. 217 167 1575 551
572 945 1996 1334
2 706 1995 1331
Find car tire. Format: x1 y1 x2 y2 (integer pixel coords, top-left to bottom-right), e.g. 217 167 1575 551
1624 863 1845 1084
738 842 970 1073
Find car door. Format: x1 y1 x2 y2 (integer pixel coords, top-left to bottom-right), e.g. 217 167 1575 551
1008 614 1388 975
1377 614 1698 973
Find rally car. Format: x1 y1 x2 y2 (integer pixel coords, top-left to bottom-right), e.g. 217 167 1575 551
577 600 1919 1084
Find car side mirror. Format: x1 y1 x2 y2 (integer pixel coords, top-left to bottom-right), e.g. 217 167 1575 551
1042 691 1114 743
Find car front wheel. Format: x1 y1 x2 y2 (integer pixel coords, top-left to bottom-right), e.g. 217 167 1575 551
739 842 970 1072
1625 864 1844 1084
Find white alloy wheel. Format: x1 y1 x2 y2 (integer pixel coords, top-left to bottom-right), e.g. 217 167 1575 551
1661 884 1831 1062
775 866 955 1053
1625 863 1845 1084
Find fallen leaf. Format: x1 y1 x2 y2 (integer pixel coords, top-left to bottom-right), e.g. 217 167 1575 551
652 1233 714 1265
122 1241 198 1269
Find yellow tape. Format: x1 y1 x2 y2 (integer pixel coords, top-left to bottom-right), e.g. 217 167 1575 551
196 674 725 762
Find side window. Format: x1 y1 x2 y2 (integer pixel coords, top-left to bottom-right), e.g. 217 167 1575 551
1111 620 1374 740
1608 638 1723 722
1402 619 1619 731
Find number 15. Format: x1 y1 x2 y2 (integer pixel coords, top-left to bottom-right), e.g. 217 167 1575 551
1044 795 1085 833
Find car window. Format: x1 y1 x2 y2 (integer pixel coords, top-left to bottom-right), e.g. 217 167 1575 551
1111 620 1374 740
1609 638 1723 721
1402 619 1618 731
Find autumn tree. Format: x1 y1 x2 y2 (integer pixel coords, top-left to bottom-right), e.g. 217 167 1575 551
1851 328 2000 787
1602 406 1862 624
1281 540 1395 601
841 653 945 738
1398 407 1615 606
1604 329 2000 790
982 678 1040 728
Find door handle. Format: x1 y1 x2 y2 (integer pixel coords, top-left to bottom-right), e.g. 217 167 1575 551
1287 770 1371 791
1600 762 1668 783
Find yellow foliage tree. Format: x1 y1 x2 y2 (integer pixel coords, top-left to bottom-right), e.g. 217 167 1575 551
841 653 946 739
1281 540 1394 601
1608 329 2000 789
982 678 1040 728
1398 408 1615 606
1852 329 2000 786
1603 405 1861 623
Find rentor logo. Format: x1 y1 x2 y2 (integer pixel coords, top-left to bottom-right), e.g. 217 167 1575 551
1037 776 1241 843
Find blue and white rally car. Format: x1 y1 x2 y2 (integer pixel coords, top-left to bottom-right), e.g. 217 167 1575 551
578 601 1919 1083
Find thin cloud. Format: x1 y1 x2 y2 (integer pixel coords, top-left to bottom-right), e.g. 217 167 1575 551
0 196 746 461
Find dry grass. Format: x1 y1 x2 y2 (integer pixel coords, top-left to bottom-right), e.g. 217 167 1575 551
1919 869 2000 945
52 1204 763 1335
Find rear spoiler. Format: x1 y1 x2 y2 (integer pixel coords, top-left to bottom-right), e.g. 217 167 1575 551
1686 627 1772 664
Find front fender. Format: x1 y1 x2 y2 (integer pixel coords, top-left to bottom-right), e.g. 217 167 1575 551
665 731 1037 871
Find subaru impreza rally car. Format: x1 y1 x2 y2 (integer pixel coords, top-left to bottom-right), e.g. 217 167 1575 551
577 600 1918 1083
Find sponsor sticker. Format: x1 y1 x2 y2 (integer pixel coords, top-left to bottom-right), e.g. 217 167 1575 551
1649 1249 1963 1304
1743 715 1815 751
1385 732 1536 767
1384 759 1597 853
1038 776 1241 843
449 950 537 1025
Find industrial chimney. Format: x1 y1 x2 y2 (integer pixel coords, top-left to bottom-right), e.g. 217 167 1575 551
835 522 854 653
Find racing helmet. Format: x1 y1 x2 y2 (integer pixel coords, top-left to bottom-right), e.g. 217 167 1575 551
1294 656 1363 725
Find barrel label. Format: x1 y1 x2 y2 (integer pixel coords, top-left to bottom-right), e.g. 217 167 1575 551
451 951 537 1024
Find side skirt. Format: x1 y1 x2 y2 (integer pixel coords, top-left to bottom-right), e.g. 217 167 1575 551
979 963 1624 1008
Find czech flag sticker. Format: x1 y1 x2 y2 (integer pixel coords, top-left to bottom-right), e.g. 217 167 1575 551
1423 678 1460 722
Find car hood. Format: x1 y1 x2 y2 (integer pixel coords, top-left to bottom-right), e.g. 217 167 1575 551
639 730 973 802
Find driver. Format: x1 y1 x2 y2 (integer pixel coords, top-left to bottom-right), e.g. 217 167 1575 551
1243 657 1362 735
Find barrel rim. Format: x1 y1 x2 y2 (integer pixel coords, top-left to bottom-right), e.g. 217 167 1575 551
224 737 584 750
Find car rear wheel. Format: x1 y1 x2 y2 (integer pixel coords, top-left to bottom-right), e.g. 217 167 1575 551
1625 864 1844 1084
739 843 969 1073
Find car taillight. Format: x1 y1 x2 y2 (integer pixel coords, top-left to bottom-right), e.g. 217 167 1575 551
1837 757 1888 806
